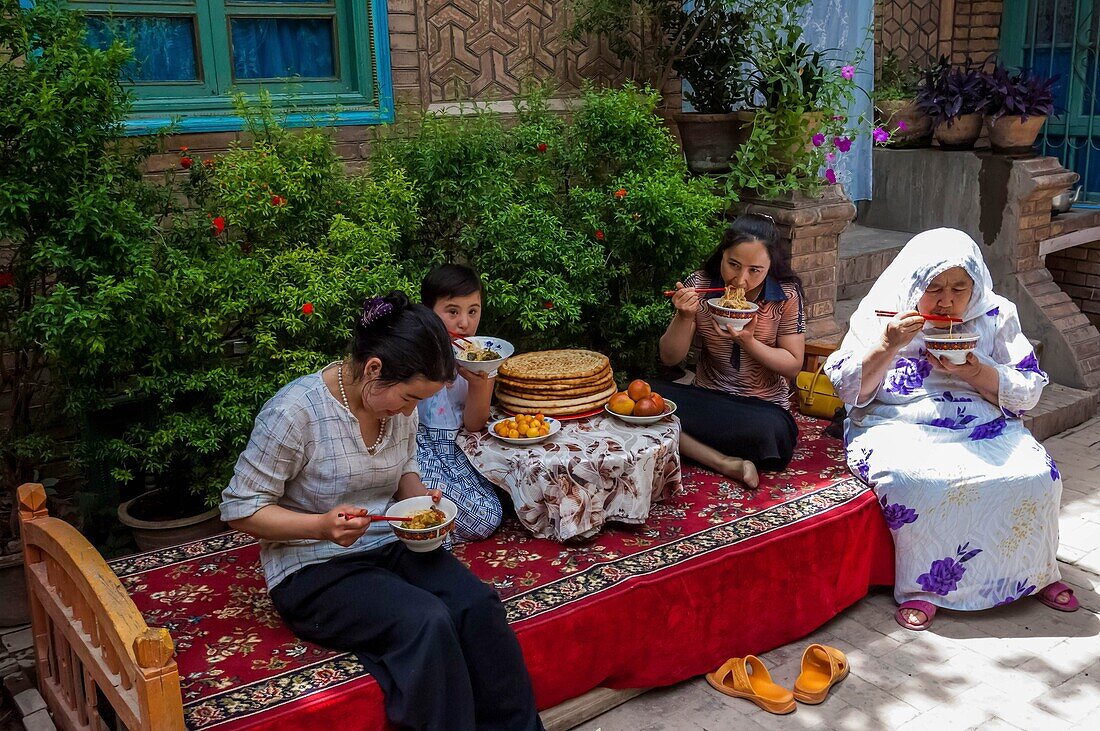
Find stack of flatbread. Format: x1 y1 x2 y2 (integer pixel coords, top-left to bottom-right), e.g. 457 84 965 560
496 349 615 417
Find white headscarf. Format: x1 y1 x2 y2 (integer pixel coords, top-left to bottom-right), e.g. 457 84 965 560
843 228 1003 356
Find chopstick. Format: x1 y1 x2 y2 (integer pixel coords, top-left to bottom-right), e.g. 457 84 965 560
662 287 727 297
337 509 414 523
875 310 964 323
449 331 474 346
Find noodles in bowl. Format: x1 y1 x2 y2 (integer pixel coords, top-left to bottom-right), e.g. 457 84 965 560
452 336 515 374
705 288 759 331
924 332 980 365
386 496 458 552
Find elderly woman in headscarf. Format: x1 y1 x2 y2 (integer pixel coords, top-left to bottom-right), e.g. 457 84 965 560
825 228 1077 631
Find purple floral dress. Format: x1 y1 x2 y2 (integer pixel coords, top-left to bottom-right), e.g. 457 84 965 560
825 229 1062 611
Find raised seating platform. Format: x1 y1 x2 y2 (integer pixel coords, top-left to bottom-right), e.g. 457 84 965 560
16 415 893 731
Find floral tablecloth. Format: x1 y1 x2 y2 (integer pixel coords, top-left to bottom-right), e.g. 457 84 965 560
458 409 682 541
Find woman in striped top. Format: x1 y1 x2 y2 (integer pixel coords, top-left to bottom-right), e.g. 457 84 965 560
657 214 806 487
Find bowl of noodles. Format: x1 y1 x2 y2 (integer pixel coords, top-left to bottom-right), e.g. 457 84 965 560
924 332 979 365
453 336 515 375
705 285 759 331
386 495 458 552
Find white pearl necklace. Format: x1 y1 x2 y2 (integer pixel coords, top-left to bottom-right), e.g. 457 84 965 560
338 363 387 454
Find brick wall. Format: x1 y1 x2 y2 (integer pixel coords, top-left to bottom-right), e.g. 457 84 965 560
952 1 1004 65
1048 241 1100 331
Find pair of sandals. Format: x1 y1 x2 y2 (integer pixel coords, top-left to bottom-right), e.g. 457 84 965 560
895 580 1081 631
705 644 848 715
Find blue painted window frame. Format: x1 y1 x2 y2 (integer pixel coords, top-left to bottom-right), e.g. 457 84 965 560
55 0 394 135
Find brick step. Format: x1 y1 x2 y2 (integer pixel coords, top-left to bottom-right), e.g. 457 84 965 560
837 224 910 299
1024 383 1099 442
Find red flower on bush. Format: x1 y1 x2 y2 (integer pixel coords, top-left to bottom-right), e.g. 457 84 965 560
544 301 554 309
302 302 314 316
271 195 287 207
179 146 189 152
537 142 548 153
595 229 605 240
614 188 627 199
0 271 13 288
202 159 215 169
180 156 193 169
211 216 226 235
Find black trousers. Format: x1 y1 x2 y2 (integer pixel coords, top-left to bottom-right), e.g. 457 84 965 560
269 541 544 731
652 380 799 471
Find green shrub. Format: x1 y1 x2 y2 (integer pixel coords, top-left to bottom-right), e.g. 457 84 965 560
0 0 163 543
375 84 724 376
101 95 415 506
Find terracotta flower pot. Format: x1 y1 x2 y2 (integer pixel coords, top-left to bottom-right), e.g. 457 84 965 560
986 114 1047 154
759 110 825 172
118 489 226 552
674 112 751 174
933 113 984 150
875 99 933 148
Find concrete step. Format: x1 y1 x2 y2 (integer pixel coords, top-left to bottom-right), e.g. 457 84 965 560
1024 383 1099 442
838 224 911 299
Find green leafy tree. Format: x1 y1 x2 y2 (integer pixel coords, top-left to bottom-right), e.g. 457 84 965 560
0 0 162 545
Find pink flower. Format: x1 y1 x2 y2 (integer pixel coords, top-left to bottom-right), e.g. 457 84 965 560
812 133 825 147
834 136 852 153
824 169 837 185
873 126 890 143
826 152 836 163
841 65 855 80
897 119 908 131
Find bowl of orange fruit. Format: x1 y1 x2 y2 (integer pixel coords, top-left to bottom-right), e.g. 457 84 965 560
489 412 561 446
605 379 677 425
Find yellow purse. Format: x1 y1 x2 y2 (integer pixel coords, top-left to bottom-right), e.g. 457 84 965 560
795 361 845 419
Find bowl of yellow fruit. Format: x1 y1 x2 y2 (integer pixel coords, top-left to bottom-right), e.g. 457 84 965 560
489 412 561 446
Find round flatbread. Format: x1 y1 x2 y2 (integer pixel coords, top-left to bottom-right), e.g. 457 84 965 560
496 375 615 397
495 383 617 410
499 349 610 382
497 372 612 392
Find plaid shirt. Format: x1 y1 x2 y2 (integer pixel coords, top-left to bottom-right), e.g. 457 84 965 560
220 365 421 589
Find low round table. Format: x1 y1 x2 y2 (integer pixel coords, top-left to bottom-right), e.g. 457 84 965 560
458 409 682 541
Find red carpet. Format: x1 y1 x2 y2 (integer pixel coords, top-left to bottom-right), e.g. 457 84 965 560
108 416 894 730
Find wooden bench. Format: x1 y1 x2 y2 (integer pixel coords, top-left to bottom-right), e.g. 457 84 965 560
17 483 184 730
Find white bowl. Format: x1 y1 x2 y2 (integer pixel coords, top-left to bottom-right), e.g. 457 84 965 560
489 416 561 446
706 298 759 331
925 332 979 365
604 398 677 425
386 495 458 552
453 335 515 374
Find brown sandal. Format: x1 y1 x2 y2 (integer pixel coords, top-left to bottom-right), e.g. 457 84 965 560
706 655 796 714
793 644 849 704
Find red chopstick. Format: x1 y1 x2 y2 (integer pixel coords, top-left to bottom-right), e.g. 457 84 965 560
337 509 414 522
875 310 963 323
662 287 727 297
449 331 474 346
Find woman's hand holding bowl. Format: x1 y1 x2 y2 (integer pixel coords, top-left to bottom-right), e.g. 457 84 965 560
714 315 758 344
881 311 925 351
671 282 701 320
928 351 983 380
320 504 372 547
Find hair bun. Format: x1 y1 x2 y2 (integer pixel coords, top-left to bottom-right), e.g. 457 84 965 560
359 291 409 330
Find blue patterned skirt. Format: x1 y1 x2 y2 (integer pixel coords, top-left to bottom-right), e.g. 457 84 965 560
416 426 503 543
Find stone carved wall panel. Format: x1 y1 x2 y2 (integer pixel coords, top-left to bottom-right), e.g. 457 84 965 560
421 0 630 103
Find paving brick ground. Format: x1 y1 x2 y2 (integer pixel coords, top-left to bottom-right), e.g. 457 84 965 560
578 417 1100 731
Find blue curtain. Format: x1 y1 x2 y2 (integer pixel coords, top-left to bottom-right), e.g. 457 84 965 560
231 18 335 80
801 0 875 201
85 16 198 82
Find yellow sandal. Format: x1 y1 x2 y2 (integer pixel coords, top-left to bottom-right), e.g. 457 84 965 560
706 655 796 714
793 644 849 704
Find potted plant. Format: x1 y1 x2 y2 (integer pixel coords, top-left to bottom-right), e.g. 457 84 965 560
874 51 933 148
916 59 987 149
983 63 1056 154
669 0 756 173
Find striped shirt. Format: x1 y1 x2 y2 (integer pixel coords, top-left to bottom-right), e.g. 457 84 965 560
687 271 805 409
220 364 421 590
